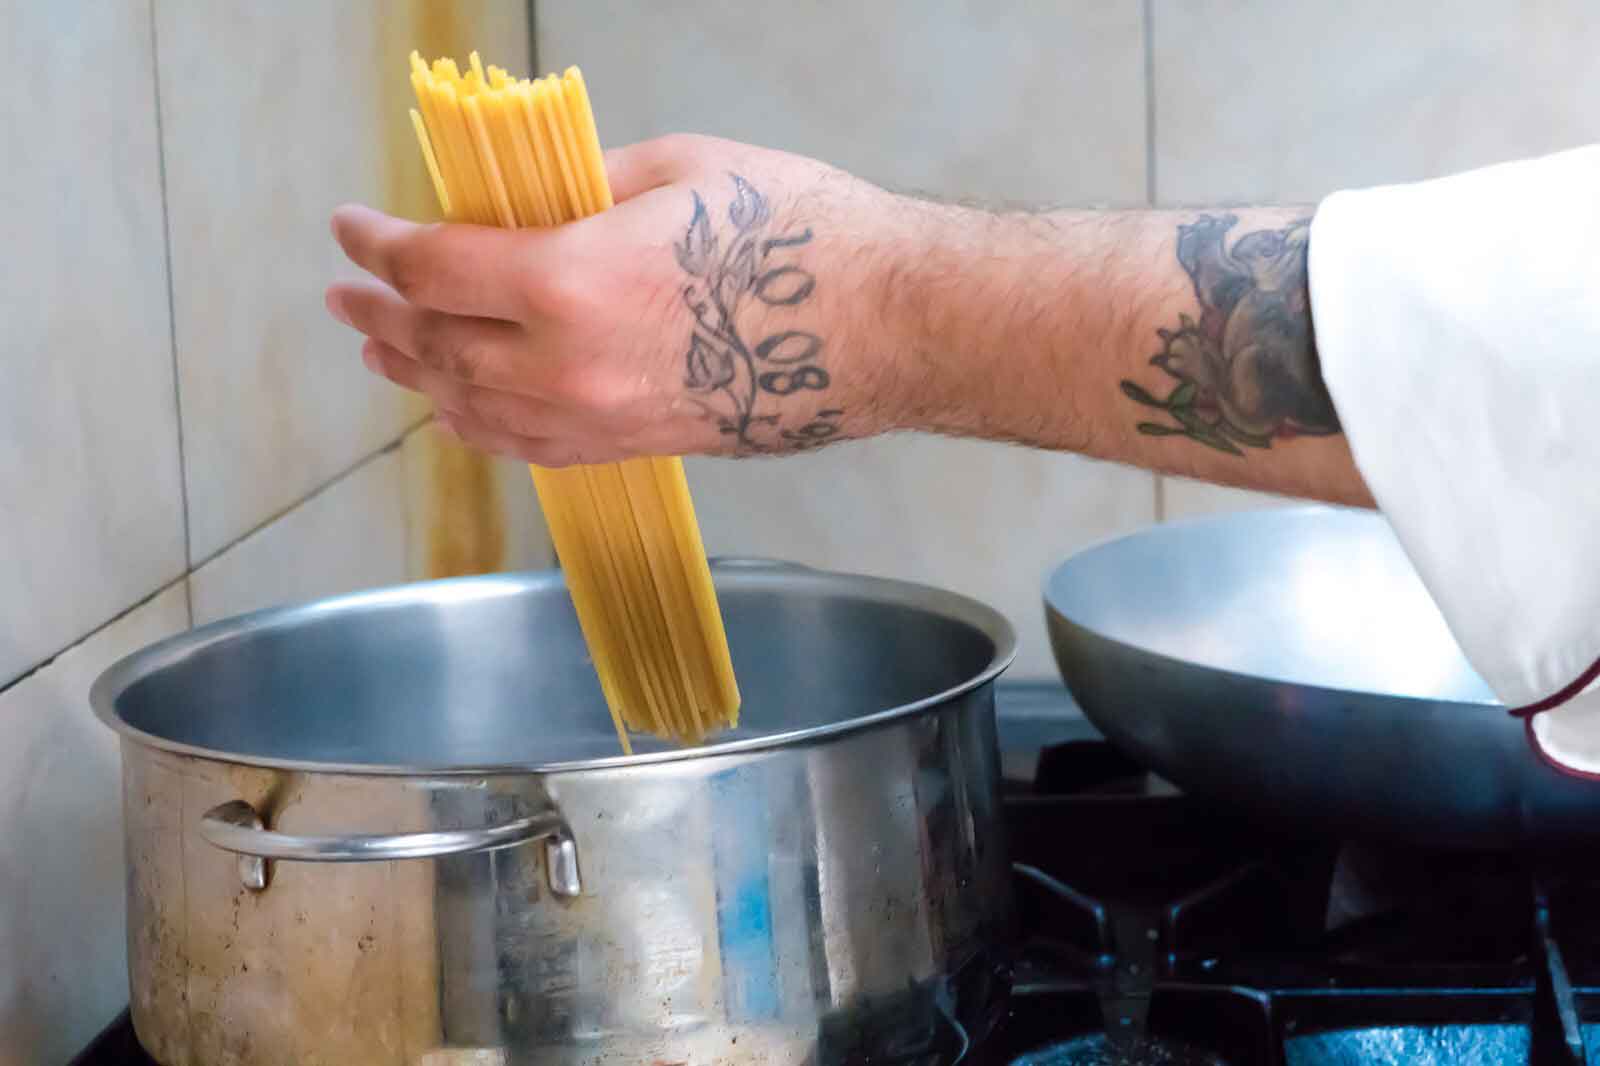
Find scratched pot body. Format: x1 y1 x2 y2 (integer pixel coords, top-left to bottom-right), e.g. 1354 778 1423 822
94 564 1016 1065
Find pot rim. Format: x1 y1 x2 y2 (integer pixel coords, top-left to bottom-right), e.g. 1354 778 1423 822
90 565 1017 777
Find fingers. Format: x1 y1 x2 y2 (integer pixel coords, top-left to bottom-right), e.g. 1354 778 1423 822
327 133 716 465
361 337 570 441
327 280 537 394
359 338 469 413
331 135 707 314
333 279 658 448
434 408 620 468
329 204 539 319
359 338 627 462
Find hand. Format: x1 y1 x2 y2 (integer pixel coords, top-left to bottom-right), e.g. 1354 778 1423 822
325 134 894 466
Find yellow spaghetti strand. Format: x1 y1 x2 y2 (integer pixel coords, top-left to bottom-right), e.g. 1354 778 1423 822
408 109 450 216
405 53 742 750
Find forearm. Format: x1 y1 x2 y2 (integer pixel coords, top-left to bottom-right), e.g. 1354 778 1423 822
328 134 1371 510
868 200 1373 507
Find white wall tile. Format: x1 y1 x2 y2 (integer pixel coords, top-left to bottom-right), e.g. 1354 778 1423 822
189 422 556 632
1162 476 1294 523
155 0 530 562
0 583 189 1064
544 3 1156 679
0 4 185 686
542 1 1147 206
689 438 1155 678
400 422 555 580
1153 0 1600 204
190 449 409 626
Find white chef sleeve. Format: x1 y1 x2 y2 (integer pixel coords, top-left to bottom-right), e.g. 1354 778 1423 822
1308 145 1600 778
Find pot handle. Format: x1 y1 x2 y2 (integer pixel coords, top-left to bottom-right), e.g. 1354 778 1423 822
198 799 582 898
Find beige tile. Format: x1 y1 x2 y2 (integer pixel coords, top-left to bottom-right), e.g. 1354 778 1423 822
189 419 555 633
155 0 531 562
0 583 189 1063
0 3 185 686
1161 476 1296 522
400 421 555 580
687 438 1156 679
541 1 1147 205
190 449 408 625
1153 0 1600 203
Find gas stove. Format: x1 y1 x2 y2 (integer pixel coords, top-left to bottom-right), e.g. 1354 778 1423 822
71 684 1600 1065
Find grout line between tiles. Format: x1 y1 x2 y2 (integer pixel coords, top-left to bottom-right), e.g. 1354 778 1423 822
0 575 188 699
1143 0 1167 523
528 0 539 72
399 440 412 584
147 0 193 626
187 417 430 574
1142 0 1158 208
2 414 427 695
397 414 422 581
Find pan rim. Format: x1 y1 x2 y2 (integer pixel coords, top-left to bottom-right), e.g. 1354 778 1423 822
1042 503 1504 711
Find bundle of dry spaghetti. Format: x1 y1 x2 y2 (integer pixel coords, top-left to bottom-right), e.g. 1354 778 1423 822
406 51 739 751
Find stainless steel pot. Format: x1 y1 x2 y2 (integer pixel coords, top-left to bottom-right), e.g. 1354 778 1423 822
92 561 1016 1065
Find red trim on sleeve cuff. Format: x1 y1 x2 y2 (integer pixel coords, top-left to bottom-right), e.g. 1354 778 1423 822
1507 654 1600 719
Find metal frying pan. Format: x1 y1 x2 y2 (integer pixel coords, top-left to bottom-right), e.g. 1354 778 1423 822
1044 505 1600 848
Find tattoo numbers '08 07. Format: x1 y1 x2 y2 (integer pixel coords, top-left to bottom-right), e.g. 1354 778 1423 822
675 174 842 453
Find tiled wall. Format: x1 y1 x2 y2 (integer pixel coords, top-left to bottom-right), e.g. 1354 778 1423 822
540 0 1600 676
0 2 543 1059
5 1 1600 1059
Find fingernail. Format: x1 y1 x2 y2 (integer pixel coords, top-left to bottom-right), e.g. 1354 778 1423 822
325 290 352 327
329 205 356 242
360 340 382 372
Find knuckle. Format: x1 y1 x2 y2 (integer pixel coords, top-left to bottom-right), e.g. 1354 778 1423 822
411 315 451 371
466 393 514 434
412 317 494 386
385 244 431 304
577 370 637 419
655 132 708 161
445 335 491 384
457 389 537 443
455 387 493 427
528 260 590 322
545 364 612 414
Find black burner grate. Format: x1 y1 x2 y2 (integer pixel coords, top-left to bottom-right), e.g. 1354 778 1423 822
978 735 1600 1066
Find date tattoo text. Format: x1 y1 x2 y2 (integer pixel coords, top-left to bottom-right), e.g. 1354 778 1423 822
675 175 842 452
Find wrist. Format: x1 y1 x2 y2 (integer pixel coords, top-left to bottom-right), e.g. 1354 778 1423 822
867 197 1065 439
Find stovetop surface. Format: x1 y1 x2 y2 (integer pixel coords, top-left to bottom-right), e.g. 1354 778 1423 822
71 689 1600 1065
